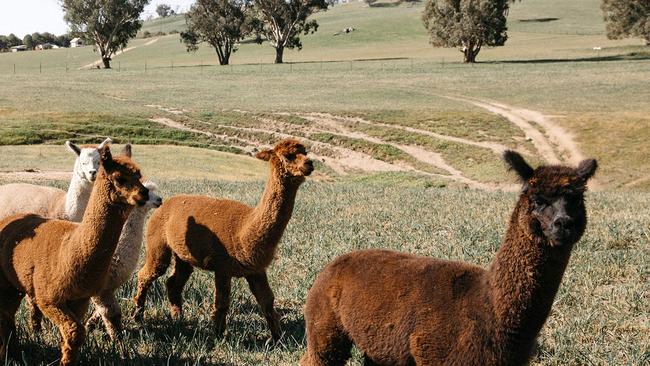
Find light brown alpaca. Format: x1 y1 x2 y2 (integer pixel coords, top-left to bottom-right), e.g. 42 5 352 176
0 146 149 366
301 151 598 366
133 139 313 340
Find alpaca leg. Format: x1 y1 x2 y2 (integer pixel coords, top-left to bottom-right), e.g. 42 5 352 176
88 292 122 340
0 287 22 361
300 290 352 366
211 274 231 337
245 272 281 341
165 255 193 318
39 302 86 366
133 242 172 321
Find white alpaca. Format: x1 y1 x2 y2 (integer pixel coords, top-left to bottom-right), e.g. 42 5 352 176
86 180 163 339
0 138 112 222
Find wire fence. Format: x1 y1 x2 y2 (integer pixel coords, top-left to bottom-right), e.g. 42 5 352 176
0 47 633 76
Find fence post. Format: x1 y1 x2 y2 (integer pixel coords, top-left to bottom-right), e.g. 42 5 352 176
145 59 147 73
171 60 173 71
40 61 42 74
66 63 68 72
13 63 16 75
119 61 121 72
259 59 262 71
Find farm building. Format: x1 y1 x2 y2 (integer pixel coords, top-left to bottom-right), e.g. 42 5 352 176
10 45 27 52
36 43 53 50
70 38 84 47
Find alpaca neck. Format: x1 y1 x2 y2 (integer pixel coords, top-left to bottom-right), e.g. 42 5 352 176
239 165 302 265
487 200 574 359
114 207 149 273
65 171 93 222
59 171 132 291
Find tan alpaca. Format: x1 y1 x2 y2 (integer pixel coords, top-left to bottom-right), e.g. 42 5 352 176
133 139 313 340
0 146 149 366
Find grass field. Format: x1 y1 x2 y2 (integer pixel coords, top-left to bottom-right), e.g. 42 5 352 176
1 168 647 365
0 0 648 364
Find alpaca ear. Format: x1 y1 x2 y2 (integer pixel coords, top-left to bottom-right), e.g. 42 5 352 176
503 150 534 182
577 159 598 182
122 144 132 158
99 145 113 167
65 141 81 156
97 137 112 151
256 149 273 161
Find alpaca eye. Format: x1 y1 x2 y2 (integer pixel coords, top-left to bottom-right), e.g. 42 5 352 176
286 154 296 161
116 177 127 186
532 196 547 207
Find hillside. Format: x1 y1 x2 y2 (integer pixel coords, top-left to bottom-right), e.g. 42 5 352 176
0 0 649 191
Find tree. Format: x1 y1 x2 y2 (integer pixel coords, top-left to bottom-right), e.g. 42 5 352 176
23 34 34 50
62 0 150 69
601 0 650 44
156 3 173 17
254 0 328 63
7 34 21 47
180 0 256 65
0 36 8 51
422 0 509 63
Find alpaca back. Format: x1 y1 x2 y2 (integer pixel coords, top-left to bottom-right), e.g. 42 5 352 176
0 183 67 221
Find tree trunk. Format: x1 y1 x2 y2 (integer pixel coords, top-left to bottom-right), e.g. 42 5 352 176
102 57 112 69
274 46 284 64
462 43 480 63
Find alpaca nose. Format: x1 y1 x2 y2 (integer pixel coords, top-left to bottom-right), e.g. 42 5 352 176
553 215 573 229
89 170 97 177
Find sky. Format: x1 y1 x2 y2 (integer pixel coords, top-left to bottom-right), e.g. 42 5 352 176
0 0 196 37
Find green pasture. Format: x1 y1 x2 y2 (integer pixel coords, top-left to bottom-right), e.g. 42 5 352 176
0 171 646 365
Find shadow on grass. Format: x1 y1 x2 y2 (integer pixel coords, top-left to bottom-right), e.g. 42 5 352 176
486 51 650 65
225 302 306 351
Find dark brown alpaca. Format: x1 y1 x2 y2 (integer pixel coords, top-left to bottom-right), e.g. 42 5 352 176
301 151 598 366
133 139 313 340
0 147 149 366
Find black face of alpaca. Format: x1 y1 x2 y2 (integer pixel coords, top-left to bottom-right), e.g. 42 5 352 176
530 190 585 246
504 150 598 247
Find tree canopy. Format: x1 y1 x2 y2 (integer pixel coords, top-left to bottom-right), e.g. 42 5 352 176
422 0 509 63
254 0 328 63
62 0 150 68
601 0 650 44
180 0 256 65
156 3 174 17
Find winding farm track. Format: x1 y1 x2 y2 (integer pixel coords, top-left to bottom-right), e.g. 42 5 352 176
79 38 160 70
140 94 588 190
4 92 587 190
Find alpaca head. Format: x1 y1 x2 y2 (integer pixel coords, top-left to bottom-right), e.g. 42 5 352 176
99 145 149 207
120 144 162 209
66 138 112 183
256 139 314 180
504 150 597 247
142 181 163 209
